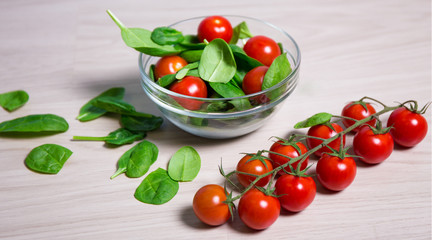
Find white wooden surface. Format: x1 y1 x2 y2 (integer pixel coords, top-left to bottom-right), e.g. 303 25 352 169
0 0 430 239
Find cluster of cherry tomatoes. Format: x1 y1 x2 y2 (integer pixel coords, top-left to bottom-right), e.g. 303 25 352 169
192 98 429 230
152 16 282 110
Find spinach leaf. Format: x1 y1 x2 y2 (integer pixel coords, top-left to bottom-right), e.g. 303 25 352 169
72 128 145 146
151 27 184 45
91 96 153 117
178 35 206 50
209 81 252 111
126 140 158 178
0 90 29 112
229 21 253 44
107 10 182 56
149 64 156 81
25 144 73 174
156 74 177 87
134 168 179 205
110 145 136 179
294 112 333 129
262 53 291 90
230 44 263 80
175 62 199 80
77 87 125 122
179 50 203 63
121 115 163 132
0 114 69 133
198 38 236 84
167 146 201 182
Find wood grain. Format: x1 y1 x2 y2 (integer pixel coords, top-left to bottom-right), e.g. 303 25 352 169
0 0 430 239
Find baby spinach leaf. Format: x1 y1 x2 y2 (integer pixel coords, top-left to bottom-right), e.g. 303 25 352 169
230 44 263 80
206 101 233 112
0 114 69 133
179 50 203 63
0 90 29 112
149 64 156 81
25 144 73 174
167 146 201 182
72 128 145 146
91 97 153 117
156 74 177 87
209 81 252 111
107 10 182 56
198 39 236 84
77 87 125 122
230 21 253 44
111 145 136 179
294 112 333 129
175 62 199 80
126 140 158 178
134 168 179 205
262 53 291 90
179 35 206 50
151 27 184 45
121 115 163 132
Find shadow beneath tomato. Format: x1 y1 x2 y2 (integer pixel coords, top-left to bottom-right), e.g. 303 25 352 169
180 206 218 230
309 172 342 195
227 211 258 234
279 208 301 216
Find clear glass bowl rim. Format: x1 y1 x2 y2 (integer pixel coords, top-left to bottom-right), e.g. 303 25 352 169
139 15 301 102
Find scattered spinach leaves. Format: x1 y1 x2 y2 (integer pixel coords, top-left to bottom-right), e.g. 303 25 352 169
134 168 179 205
0 90 29 112
126 140 158 178
72 128 145 146
25 144 73 174
120 115 163 132
0 114 69 133
77 87 125 122
167 146 201 182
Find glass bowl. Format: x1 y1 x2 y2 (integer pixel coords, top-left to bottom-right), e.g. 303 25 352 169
139 16 301 139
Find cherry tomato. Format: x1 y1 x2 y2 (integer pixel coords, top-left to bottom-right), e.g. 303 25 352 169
341 101 377 132
242 66 268 95
192 184 231 226
236 154 273 188
238 189 280 230
387 107 428 147
243 35 281 66
169 76 208 110
316 154 356 191
306 123 346 157
353 125 394 164
269 141 309 175
275 174 316 212
197 16 233 43
154 55 188 79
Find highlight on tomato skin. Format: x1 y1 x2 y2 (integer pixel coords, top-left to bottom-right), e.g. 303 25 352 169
192 184 231 226
353 125 394 164
387 107 429 147
316 154 356 191
243 35 281 66
168 76 208 110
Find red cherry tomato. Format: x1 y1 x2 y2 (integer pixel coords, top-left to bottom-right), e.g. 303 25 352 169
242 66 269 95
243 35 281 66
269 141 309 175
306 123 346 157
238 189 280 230
387 107 428 147
169 76 208 110
353 125 394 164
197 16 233 43
154 55 188 79
275 174 316 212
316 154 356 191
236 154 273 188
341 101 377 132
192 184 231 226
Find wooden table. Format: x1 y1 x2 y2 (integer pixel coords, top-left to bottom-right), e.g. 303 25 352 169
1 0 430 239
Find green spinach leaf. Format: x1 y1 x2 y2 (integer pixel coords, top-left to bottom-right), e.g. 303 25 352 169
175 62 199 80
0 90 29 112
198 39 236 84
25 144 73 174
167 146 201 182
121 115 163 132
126 140 158 178
229 21 253 44
262 53 291 90
110 145 136 179
179 50 203 62
230 44 263 80
209 81 252 111
0 114 68 133
178 35 206 50
91 96 153 117
77 87 125 122
72 128 145 146
294 112 333 129
151 27 184 45
156 74 177 87
134 168 179 205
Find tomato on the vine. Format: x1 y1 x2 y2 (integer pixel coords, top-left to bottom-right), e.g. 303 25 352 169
236 154 273 188
169 76 208 110
275 174 316 212
243 35 281 66
197 16 233 43
238 188 280 230
154 55 188 80
269 140 308 175
192 184 231 226
306 123 346 157
387 107 428 147
316 154 356 191
341 101 377 132
353 125 394 164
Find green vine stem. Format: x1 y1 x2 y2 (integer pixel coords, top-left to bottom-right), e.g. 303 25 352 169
224 99 407 203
